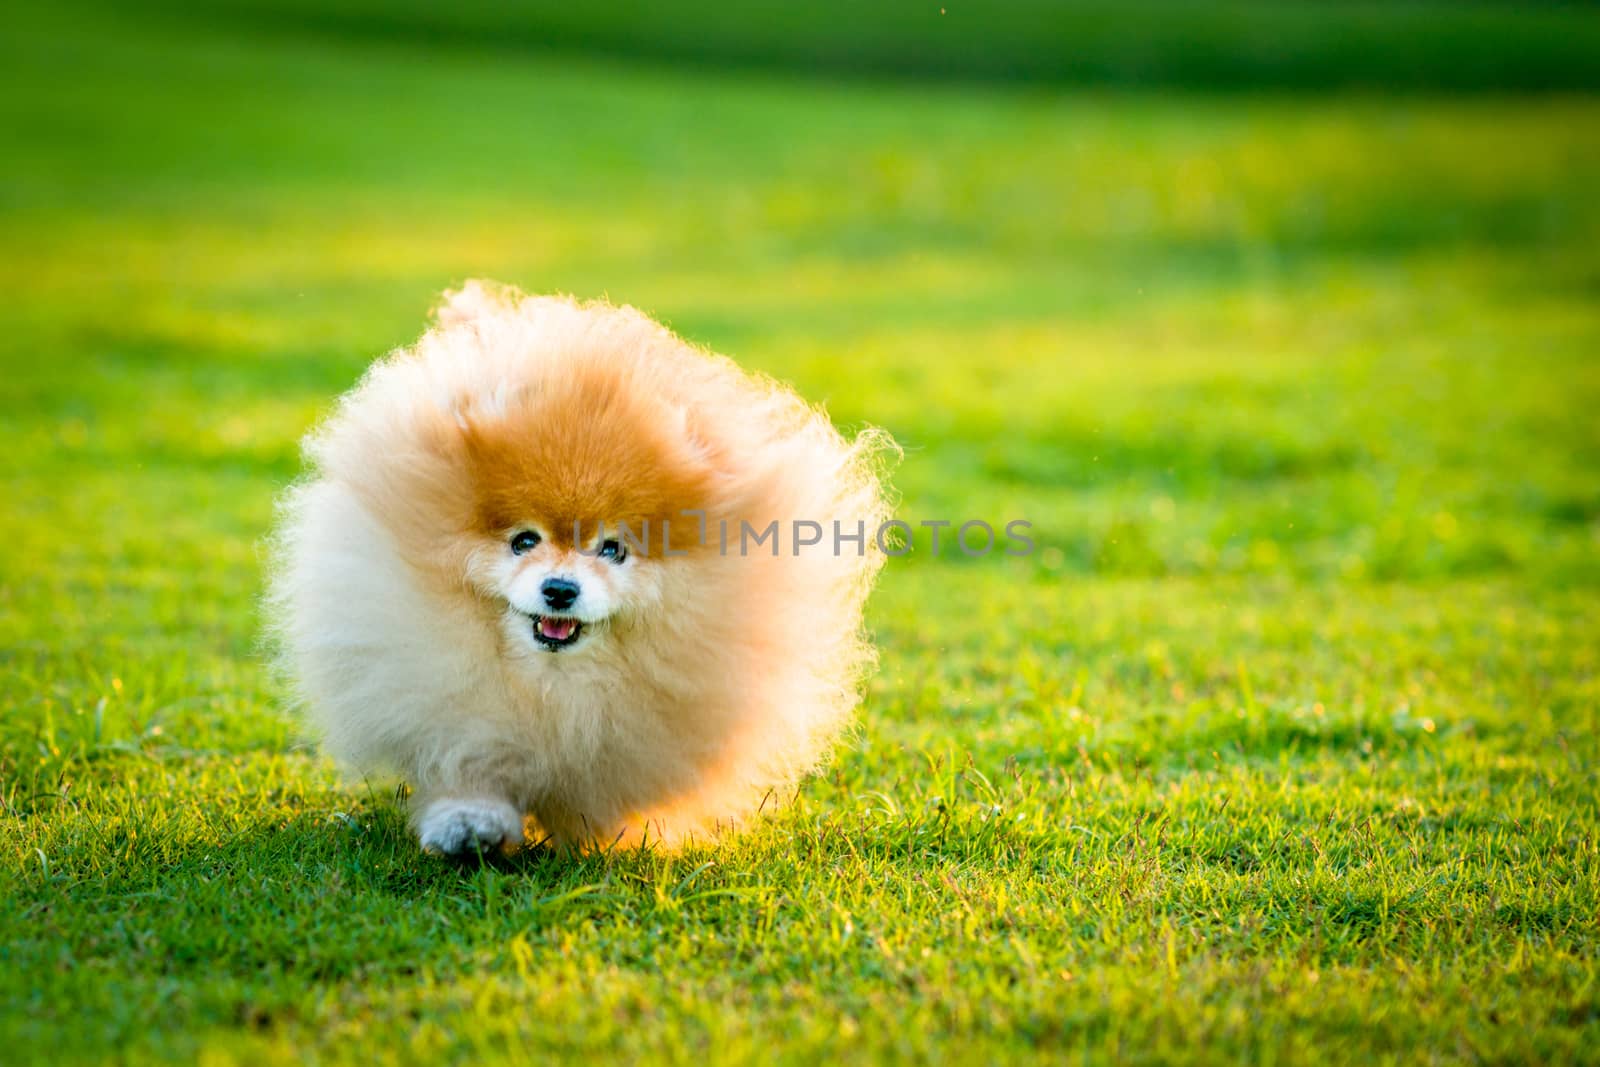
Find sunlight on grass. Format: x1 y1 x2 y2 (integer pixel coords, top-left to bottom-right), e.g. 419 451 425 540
2 1 1597 1063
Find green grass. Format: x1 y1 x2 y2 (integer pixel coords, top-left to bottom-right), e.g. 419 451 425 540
3 3 1599 1064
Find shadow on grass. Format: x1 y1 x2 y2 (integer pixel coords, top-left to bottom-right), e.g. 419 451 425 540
10 756 1593 1001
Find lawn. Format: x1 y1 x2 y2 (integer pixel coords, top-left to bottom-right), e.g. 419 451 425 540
2 3 1598 1064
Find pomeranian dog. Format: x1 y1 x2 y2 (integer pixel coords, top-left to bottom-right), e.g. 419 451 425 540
270 282 894 855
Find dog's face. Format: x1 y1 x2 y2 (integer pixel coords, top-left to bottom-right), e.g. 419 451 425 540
472 519 652 655
449 367 722 661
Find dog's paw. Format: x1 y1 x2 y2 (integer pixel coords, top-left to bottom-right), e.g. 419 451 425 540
416 797 523 858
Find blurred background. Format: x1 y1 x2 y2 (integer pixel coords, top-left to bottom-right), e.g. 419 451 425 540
5 0 1598 603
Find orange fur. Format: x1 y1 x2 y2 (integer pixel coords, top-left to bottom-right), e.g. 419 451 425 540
269 282 896 852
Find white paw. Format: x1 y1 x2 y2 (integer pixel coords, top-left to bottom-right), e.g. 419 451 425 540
416 797 523 857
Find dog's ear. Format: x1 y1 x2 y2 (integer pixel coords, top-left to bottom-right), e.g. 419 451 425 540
436 279 514 329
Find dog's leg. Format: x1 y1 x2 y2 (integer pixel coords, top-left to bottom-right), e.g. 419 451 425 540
413 793 524 857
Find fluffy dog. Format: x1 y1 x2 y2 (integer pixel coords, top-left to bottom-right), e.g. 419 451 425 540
270 282 894 855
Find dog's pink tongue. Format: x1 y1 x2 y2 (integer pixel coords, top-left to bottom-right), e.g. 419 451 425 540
539 617 577 640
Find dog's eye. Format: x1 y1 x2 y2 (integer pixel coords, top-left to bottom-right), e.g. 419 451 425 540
597 539 627 564
510 530 541 555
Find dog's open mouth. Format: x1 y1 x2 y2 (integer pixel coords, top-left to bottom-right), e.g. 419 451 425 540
530 614 584 650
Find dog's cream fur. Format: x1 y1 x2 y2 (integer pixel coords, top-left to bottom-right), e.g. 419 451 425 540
269 282 894 853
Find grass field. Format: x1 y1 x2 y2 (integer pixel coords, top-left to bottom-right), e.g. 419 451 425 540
3 3 1599 1064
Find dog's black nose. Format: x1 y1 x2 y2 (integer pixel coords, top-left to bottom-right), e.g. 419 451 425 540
541 578 580 611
